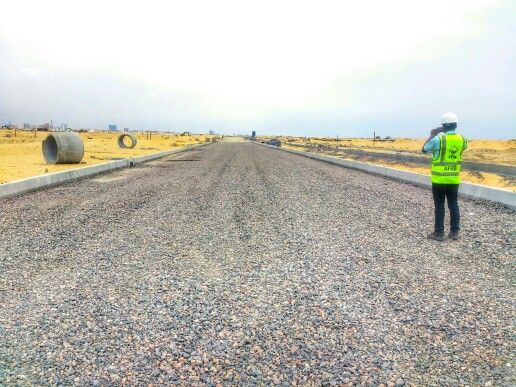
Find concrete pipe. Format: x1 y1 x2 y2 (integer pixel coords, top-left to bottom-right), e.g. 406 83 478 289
118 133 137 149
42 132 84 164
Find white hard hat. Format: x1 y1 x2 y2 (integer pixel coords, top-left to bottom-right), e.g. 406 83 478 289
442 112 458 125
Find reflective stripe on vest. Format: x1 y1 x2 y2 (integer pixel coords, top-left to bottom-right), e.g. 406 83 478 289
431 171 460 176
432 161 462 166
431 133 465 184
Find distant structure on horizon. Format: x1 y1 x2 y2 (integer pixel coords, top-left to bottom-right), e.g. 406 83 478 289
23 123 31 129
124 128 129 132
209 130 216 135
38 123 52 130
108 124 117 131
60 123 67 131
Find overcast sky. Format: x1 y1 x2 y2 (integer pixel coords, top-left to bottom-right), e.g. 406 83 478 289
0 0 514 138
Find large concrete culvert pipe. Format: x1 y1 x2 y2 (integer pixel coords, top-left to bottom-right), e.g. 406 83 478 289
118 133 137 149
42 132 85 164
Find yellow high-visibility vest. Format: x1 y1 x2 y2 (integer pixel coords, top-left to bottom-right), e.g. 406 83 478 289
431 133 466 184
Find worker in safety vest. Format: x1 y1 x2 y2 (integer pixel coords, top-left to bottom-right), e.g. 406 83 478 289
422 112 468 241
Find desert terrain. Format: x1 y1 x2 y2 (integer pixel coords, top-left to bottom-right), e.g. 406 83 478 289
267 136 515 190
278 136 515 165
0 129 212 184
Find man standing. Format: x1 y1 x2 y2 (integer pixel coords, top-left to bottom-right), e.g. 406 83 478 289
423 112 468 241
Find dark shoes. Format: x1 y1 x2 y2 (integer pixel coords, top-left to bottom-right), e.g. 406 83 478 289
427 231 446 241
428 230 460 241
448 230 460 240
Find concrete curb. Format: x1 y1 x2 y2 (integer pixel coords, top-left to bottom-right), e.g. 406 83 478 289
255 142 515 210
0 143 210 199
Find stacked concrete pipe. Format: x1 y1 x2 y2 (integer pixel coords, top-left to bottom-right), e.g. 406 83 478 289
42 132 84 164
118 133 137 149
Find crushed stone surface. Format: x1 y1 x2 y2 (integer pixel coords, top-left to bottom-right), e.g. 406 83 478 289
0 143 514 385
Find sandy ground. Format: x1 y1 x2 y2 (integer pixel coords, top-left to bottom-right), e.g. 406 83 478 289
0 129 214 183
257 135 515 190
281 143 515 191
348 158 515 191
275 136 516 166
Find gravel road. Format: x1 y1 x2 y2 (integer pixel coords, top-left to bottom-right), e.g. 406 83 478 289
0 143 514 386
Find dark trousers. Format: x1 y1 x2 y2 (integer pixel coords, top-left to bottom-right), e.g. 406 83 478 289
432 183 460 233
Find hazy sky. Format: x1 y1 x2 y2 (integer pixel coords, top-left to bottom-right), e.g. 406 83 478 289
0 0 514 138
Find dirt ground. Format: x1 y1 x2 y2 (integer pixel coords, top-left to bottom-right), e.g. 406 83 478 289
0 129 213 183
254 136 515 191
276 136 516 166
280 142 515 191
342 156 515 190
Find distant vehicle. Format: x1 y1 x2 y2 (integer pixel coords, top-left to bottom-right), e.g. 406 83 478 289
385 136 392 140
267 139 281 147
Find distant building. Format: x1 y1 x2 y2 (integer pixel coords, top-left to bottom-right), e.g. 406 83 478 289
124 128 129 132
251 130 256 139
23 123 31 129
60 123 67 131
1 121 13 129
209 130 216 135
108 124 117 131
38 123 52 130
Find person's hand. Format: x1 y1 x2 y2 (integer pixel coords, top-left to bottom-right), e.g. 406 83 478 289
424 126 443 147
430 127 443 136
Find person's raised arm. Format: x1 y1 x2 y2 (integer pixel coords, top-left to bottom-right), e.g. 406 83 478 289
422 127 443 153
